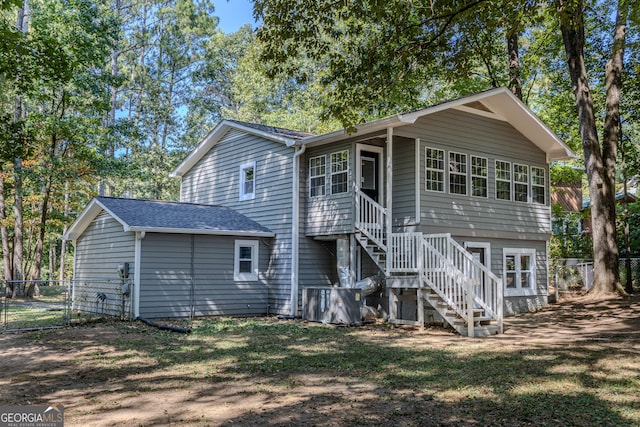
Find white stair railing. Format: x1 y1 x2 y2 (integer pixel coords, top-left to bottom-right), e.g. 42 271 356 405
355 189 387 251
422 234 503 334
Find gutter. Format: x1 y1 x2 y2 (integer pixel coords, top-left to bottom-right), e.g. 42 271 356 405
290 144 306 316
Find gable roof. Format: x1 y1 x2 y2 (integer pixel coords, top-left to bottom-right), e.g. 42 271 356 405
172 88 576 179
63 197 275 240
171 120 314 178
301 87 576 162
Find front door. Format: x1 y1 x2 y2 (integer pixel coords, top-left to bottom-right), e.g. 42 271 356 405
357 146 383 203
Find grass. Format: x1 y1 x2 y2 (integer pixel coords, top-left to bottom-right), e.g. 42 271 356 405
1 285 69 330
3 303 639 426
82 316 640 426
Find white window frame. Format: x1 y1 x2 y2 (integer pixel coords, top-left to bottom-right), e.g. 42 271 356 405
448 151 467 195
309 155 326 197
513 163 529 203
503 248 536 296
495 160 512 201
330 150 349 194
531 166 546 205
470 156 488 198
239 161 256 201
234 240 259 282
425 147 445 192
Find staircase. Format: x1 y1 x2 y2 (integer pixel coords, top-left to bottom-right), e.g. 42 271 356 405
355 189 503 337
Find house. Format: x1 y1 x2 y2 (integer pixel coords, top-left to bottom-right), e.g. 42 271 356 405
65 87 576 336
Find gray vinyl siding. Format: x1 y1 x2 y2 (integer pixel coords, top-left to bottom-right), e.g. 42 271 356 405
139 233 269 318
179 130 294 314
458 236 548 316
73 211 135 316
304 141 355 236
392 136 417 226
396 109 550 240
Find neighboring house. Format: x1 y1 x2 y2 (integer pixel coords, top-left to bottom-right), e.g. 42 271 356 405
65 87 576 336
581 187 638 234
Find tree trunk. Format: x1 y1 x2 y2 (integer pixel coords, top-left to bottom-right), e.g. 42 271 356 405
507 30 522 100
0 173 11 283
59 180 69 281
10 0 30 298
555 0 620 295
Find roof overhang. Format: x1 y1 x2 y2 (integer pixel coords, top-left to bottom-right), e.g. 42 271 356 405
298 87 577 162
63 198 275 241
170 120 297 178
125 226 275 238
63 198 114 241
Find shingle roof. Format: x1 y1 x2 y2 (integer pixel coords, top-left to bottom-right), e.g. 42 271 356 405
226 120 314 140
69 197 274 238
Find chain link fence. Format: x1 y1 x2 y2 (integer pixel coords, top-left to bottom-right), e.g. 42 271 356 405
2 278 133 332
1 280 71 331
550 258 640 298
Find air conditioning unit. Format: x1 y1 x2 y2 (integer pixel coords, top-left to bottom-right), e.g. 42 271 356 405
302 287 362 326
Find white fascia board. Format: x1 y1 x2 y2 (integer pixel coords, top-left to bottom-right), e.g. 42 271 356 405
62 198 129 240
126 226 275 238
298 87 577 162
171 120 296 178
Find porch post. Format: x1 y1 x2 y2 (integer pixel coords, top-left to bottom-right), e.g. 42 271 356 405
386 127 393 274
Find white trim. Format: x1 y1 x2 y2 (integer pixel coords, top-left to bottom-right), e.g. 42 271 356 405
502 248 537 297
330 150 350 194
133 231 143 318
415 138 421 224
126 226 274 238
308 154 326 198
464 241 491 269
531 166 547 205
299 88 576 161
495 159 512 201
291 145 306 316
448 150 468 196
513 163 529 203
356 144 384 201
239 161 256 201
424 146 445 193
470 155 488 198
234 240 259 282
170 120 297 178
386 127 393 274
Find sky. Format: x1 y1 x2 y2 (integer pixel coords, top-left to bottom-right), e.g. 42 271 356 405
214 0 256 33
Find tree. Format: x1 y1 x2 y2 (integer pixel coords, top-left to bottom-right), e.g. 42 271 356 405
554 0 632 294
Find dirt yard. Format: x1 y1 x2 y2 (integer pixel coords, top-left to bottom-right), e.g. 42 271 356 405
1 295 639 426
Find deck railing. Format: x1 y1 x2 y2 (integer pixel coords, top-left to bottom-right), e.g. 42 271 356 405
389 232 422 273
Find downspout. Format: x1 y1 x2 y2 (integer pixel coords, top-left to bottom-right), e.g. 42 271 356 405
133 231 144 319
290 144 306 316
386 127 393 273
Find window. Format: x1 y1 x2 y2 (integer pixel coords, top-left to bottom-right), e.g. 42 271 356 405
330 150 349 194
449 152 467 195
425 147 445 192
239 161 256 201
234 240 259 281
514 164 529 202
531 167 546 204
503 248 536 295
309 155 326 197
495 160 511 201
471 156 488 198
